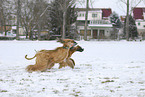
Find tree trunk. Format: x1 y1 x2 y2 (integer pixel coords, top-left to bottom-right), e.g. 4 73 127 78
126 0 129 41
38 23 41 40
16 0 20 40
62 11 66 39
62 0 67 39
84 0 89 41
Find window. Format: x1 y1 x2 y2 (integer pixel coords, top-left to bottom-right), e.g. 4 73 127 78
138 22 141 26
144 25 145 28
82 13 84 17
92 13 97 17
78 13 85 17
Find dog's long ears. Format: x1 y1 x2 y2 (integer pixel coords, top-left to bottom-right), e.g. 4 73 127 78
56 37 64 43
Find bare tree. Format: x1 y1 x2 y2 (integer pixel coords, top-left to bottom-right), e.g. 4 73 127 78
0 0 15 36
20 0 49 40
54 0 76 39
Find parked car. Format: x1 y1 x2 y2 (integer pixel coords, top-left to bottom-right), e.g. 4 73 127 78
0 31 16 40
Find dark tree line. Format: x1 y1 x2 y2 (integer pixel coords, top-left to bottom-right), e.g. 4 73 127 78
0 0 77 40
0 0 15 36
110 12 122 39
48 0 77 38
110 12 138 40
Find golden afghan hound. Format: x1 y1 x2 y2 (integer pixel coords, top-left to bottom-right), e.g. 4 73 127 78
25 38 77 72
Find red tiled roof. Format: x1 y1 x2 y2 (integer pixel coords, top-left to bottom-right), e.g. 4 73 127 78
102 8 112 17
133 8 144 20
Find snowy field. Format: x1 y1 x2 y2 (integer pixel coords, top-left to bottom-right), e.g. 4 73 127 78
0 40 145 97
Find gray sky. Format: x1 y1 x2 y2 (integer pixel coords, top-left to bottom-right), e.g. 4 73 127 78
76 0 145 16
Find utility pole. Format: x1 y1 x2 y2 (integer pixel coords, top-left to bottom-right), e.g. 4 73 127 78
126 0 129 41
16 0 20 40
84 0 89 41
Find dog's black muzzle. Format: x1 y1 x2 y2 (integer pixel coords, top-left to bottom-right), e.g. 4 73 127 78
77 47 84 52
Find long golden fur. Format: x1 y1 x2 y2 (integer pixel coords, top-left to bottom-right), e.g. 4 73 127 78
25 39 77 72
58 45 84 69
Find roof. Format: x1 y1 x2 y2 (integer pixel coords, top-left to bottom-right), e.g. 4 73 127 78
102 9 112 17
76 8 102 11
76 8 112 18
133 7 145 20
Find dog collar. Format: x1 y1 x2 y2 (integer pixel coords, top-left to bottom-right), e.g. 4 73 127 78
63 46 69 49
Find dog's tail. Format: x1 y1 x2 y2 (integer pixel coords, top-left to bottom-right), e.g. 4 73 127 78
25 55 36 60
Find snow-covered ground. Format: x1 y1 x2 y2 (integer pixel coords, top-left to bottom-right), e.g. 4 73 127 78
0 40 145 97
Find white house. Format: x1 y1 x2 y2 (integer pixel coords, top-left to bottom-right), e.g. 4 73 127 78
76 8 113 40
133 7 145 39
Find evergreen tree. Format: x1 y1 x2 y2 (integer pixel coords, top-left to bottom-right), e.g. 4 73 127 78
48 0 77 38
110 12 122 39
124 15 138 40
110 12 122 28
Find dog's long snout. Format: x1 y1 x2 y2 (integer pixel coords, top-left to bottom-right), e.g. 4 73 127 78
74 42 77 46
80 48 84 52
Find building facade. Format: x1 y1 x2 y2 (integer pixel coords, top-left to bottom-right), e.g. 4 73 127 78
76 8 112 40
133 7 145 39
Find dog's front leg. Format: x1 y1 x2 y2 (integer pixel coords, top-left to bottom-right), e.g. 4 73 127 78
66 58 74 69
59 61 67 69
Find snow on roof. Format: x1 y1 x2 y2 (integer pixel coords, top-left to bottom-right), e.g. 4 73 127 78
12 26 17 29
88 24 113 28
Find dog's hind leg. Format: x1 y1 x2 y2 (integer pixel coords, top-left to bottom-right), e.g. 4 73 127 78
47 63 55 69
26 63 48 72
26 59 49 72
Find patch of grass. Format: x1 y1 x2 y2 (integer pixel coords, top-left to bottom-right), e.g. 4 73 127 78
70 90 81 97
117 86 121 88
101 80 114 83
112 77 119 79
80 64 92 66
129 81 134 83
128 66 140 68
42 88 45 91
140 89 145 91
63 89 69 92
104 77 110 79
110 90 115 92
0 90 8 92
138 82 144 84
21 78 32 81
52 90 59 94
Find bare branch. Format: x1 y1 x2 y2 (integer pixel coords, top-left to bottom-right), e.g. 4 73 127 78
130 0 142 14
133 0 142 7
120 0 127 5
40 5 50 17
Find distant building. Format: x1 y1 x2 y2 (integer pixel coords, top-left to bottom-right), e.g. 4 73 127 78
76 8 113 40
133 7 145 39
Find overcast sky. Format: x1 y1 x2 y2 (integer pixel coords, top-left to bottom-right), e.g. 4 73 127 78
76 0 145 16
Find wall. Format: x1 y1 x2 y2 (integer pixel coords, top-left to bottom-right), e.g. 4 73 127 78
77 10 102 21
